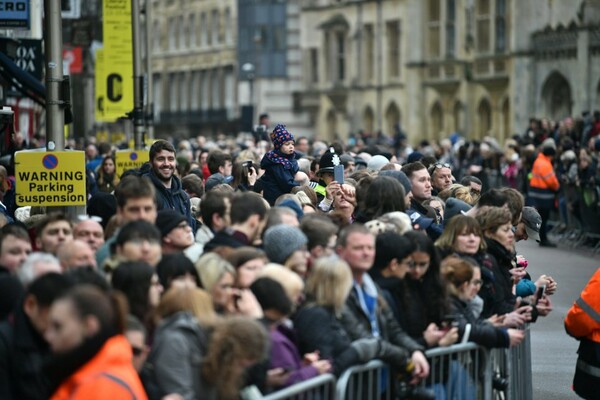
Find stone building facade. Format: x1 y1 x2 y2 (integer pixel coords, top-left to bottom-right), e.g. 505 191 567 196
149 0 238 137
295 0 600 144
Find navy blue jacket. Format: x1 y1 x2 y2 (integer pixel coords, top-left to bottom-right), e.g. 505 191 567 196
143 170 196 232
259 152 299 205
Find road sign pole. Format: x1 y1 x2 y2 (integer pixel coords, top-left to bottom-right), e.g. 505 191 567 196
44 0 65 151
132 0 145 150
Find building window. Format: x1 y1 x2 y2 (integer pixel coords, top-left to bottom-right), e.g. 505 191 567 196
189 14 196 48
200 71 209 111
169 73 178 112
364 24 374 81
446 0 455 58
178 15 186 49
153 74 162 121
179 73 188 112
495 0 506 52
476 0 491 53
336 31 346 82
152 20 161 53
200 13 207 47
224 8 232 45
310 48 319 83
211 69 221 109
190 72 200 110
428 0 441 58
211 9 220 46
386 20 400 79
168 18 176 50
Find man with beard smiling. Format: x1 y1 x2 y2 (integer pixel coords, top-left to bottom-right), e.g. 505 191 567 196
144 140 196 232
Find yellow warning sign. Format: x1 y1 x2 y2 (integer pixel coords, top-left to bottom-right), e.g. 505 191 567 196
15 151 87 206
115 149 149 177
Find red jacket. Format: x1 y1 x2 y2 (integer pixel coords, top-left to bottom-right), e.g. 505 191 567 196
50 335 148 400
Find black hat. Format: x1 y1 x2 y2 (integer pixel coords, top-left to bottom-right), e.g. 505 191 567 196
317 147 339 175
155 209 187 237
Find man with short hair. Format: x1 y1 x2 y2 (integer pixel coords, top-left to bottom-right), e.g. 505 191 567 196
0 224 32 319
197 190 232 245
206 149 233 177
428 162 453 194
403 162 443 240
460 175 483 202
144 140 196 232
336 224 429 382
0 273 73 399
96 175 158 266
73 218 105 252
204 192 267 251
56 240 97 271
35 213 73 255
300 214 338 262
295 136 310 155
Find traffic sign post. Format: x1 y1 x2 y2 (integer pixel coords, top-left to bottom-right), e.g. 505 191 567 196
115 149 149 178
14 150 86 206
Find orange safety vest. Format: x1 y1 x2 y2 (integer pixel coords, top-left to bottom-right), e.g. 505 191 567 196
565 268 600 343
529 153 560 192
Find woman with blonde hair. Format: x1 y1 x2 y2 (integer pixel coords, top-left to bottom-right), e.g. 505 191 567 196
142 286 216 399
195 252 236 313
293 256 411 376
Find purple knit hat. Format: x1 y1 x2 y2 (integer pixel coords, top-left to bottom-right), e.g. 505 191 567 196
270 124 294 150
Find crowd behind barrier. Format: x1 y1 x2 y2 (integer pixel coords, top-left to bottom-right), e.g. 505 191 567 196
261 333 533 400
0 113 586 399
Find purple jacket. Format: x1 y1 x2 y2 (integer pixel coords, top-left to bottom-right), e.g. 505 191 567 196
269 324 319 388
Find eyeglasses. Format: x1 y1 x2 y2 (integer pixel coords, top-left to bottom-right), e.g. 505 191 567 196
471 279 483 286
432 162 452 170
174 222 190 230
77 215 103 223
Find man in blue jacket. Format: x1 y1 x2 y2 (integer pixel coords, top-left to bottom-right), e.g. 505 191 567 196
144 140 196 233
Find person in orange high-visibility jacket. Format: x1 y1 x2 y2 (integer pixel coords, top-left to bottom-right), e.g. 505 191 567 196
565 268 600 399
528 142 560 247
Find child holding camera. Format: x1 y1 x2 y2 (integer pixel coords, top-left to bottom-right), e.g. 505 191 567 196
258 124 300 205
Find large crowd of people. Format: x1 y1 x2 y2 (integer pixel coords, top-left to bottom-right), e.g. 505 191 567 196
0 112 598 399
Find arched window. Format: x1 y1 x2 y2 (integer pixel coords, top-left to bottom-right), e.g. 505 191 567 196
363 107 375 134
385 102 401 138
541 72 572 120
477 99 492 137
431 102 444 139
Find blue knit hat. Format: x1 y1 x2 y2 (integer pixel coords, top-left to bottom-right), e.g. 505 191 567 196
270 124 295 150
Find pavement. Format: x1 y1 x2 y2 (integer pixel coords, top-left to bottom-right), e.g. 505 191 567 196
517 238 598 400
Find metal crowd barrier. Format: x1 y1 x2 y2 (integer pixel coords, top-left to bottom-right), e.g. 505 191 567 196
262 335 533 400
489 325 533 400
261 373 336 400
335 360 392 400
419 342 492 400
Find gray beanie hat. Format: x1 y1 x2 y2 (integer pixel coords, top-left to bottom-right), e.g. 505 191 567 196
263 225 308 264
367 155 389 171
379 170 412 194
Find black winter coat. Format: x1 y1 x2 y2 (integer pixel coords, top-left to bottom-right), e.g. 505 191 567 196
341 280 424 355
0 306 52 400
481 238 516 317
449 295 509 348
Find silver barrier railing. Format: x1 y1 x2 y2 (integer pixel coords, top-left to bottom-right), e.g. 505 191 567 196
336 359 392 400
490 326 533 400
265 336 532 400
420 342 492 400
261 373 337 400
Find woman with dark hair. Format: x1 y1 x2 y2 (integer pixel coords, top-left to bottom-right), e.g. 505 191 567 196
156 253 201 289
96 156 119 193
111 261 163 334
231 160 258 192
251 277 331 390
403 230 453 348
44 285 147 400
355 176 406 223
